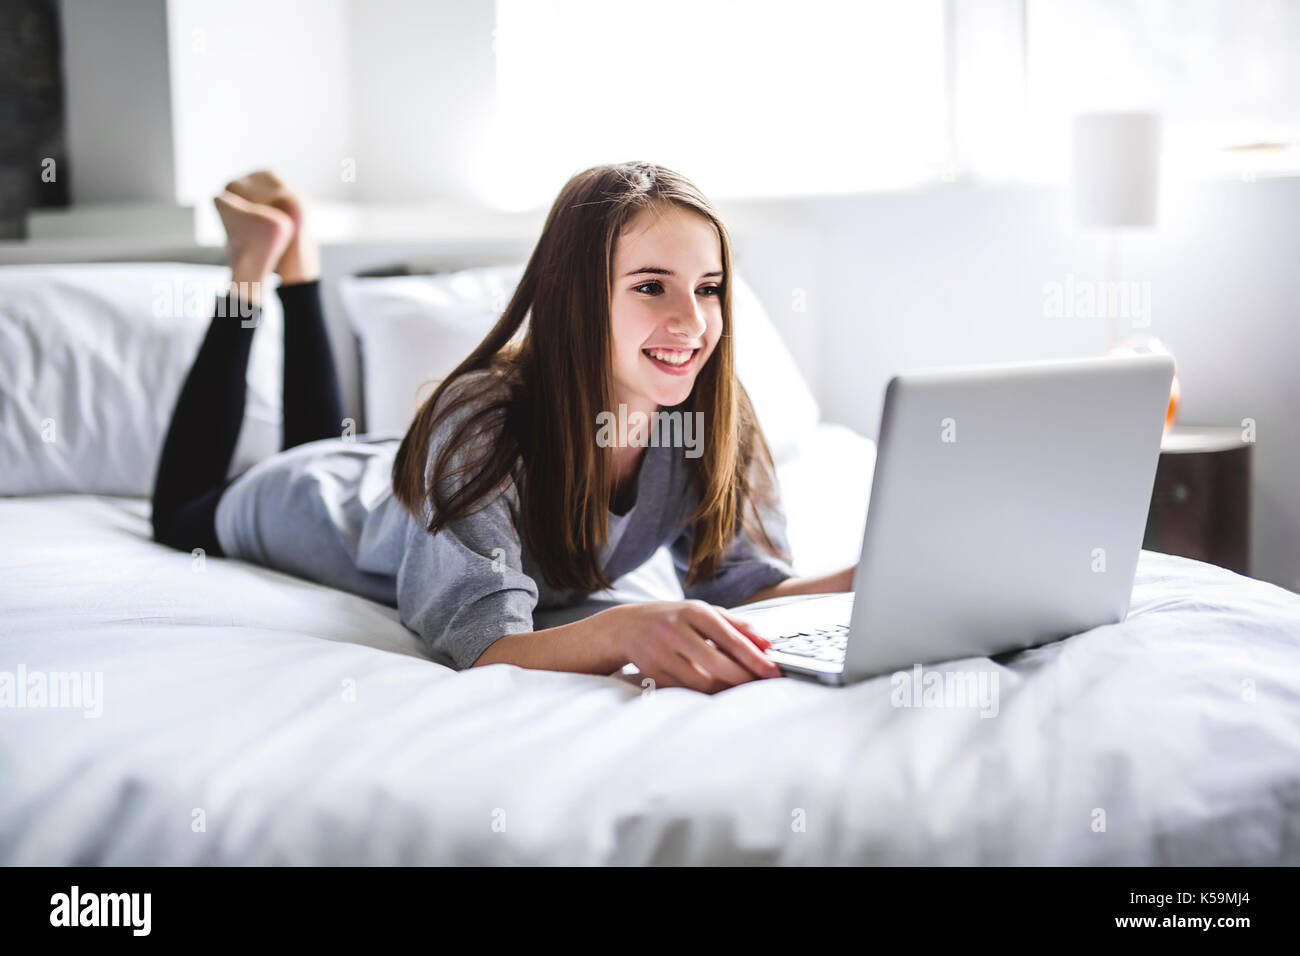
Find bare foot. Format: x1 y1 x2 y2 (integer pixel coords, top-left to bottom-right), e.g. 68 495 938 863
213 190 295 305
222 170 319 284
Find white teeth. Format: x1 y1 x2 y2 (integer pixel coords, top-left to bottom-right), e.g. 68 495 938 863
646 348 693 366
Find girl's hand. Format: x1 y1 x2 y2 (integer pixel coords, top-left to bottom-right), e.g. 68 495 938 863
605 600 781 693
736 563 857 606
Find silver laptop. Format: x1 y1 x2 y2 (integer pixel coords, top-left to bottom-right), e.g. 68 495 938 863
733 354 1176 685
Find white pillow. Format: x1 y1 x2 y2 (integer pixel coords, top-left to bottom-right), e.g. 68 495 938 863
340 266 524 437
0 263 282 497
339 266 819 461
727 275 821 462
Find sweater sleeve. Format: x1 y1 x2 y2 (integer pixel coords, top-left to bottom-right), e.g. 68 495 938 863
396 487 538 669
668 474 796 608
394 377 539 669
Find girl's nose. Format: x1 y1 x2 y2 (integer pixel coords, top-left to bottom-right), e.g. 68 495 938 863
665 290 708 339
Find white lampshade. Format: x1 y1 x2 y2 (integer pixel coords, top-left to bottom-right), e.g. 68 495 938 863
1071 112 1162 228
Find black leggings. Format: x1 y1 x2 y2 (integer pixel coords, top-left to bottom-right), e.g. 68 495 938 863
150 279 343 556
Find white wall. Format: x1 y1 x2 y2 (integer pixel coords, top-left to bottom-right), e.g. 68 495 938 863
58 0 494 214
58 0 355 212
720 179 1300 593
348 0 498 204
166 0 355 207
60 0 177 203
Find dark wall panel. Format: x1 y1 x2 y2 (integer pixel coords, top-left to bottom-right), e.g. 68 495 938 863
0 0 68 239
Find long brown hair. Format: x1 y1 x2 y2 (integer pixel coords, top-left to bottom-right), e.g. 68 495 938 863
391 161 787 593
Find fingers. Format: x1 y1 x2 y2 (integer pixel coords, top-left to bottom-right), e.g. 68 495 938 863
650 651 726 694
631 636 718 693
628 601 784 694
716 608 773 649
675 632 755 687
684 603 780 679
636 630 743 694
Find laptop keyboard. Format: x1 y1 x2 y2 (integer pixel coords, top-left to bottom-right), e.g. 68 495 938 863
767 623 849 663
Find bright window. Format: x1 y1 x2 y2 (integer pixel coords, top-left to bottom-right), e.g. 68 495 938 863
487 0 1300 207
1023 0 1300 180
490 0 950 206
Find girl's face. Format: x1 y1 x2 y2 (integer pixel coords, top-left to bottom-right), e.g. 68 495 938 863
609 204 724 414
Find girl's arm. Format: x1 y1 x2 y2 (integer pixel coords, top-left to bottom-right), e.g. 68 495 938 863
732 564 856 606
474 600 781 692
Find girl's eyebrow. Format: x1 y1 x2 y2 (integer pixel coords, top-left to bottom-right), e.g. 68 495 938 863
623 267 725 278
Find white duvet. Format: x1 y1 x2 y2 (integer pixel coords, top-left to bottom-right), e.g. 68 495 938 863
2 427 1298 864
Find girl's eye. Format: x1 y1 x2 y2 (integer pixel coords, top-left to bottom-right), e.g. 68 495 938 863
631 281 723 297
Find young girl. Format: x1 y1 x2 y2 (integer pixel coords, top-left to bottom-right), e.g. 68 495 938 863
152 163 855 693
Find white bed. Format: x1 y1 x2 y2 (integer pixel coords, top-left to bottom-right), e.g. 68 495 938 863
3 419 1299 865
2 260 1299 865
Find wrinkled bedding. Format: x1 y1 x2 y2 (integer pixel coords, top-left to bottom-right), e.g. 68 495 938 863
2 445 1298 864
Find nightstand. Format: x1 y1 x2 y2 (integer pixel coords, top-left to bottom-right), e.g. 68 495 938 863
1142 426 1252 575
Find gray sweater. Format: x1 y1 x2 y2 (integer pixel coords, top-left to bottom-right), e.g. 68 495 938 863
215 373 795 669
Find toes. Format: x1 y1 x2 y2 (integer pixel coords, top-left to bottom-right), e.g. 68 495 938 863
224 178 255 202
213 190 290 223
213 190 255 215
224 170 284 203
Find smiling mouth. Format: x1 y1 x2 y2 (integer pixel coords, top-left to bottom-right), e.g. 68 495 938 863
641 347 699 372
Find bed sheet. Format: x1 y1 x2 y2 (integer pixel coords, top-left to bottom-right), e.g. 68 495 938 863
2 443 1298 864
